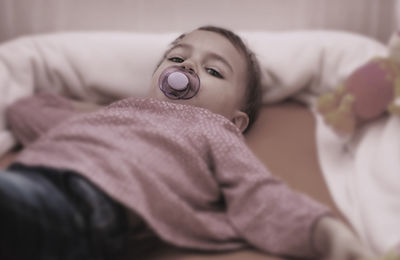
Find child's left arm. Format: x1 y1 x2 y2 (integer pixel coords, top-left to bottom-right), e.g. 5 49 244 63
211 129 374 259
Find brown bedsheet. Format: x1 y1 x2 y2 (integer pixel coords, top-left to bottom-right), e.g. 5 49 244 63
0 101 341 260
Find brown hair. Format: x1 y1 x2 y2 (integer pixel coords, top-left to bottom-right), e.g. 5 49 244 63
158 25 262 133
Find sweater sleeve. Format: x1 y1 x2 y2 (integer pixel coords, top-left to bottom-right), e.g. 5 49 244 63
211 127 331 259
6 93 79 146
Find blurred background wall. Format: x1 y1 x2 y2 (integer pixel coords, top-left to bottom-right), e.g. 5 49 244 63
0 0 397 43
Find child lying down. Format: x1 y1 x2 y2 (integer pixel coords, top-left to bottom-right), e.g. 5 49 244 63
0 26 375 260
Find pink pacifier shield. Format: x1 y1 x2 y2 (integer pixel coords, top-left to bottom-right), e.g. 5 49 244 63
158 66 200 100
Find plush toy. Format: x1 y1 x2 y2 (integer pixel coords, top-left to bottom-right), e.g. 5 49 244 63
317 31 400 135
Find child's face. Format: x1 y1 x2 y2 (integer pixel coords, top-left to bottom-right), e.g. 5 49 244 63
148 30 249 132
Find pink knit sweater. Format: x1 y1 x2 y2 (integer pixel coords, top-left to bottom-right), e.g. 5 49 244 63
7 93 329 258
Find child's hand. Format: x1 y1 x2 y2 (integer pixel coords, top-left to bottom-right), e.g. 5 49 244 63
313 217 376 260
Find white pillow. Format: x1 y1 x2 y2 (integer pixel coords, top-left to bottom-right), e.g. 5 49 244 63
241 31 387 104
0 30 388 156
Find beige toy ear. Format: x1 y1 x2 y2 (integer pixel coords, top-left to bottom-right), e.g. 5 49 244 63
387 74 400 115
324 94 357 135
386 34 400 116
317 92 337 113
317 84 346 114
388 32 400 63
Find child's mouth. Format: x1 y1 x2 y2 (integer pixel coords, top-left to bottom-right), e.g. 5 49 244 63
158 66 200 100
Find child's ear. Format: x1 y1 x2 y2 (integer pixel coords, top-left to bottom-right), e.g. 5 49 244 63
232 111 249 133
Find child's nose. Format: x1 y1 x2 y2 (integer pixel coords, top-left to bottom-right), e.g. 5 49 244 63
180 60 197 74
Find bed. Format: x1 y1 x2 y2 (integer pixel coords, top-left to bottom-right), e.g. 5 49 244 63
0 1 399 259
0 30 392 259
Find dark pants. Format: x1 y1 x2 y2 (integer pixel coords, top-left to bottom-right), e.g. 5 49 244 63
0 164 128 260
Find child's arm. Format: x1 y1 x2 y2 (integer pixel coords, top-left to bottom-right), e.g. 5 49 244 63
6 92 102 146
211 129 374 259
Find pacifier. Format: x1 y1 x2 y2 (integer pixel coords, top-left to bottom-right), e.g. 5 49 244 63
158 66 200 100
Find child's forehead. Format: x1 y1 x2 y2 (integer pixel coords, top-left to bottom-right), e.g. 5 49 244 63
169 30 246 67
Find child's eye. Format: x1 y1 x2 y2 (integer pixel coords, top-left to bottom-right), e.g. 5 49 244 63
206 68 223 79
168 57 184 63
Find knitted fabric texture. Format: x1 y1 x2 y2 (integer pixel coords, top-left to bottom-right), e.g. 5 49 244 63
7 94 329 258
